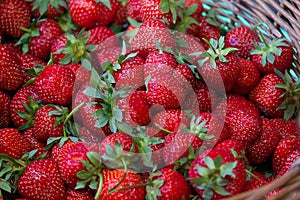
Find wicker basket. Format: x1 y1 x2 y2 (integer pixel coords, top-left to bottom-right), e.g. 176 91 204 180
201 0 300 199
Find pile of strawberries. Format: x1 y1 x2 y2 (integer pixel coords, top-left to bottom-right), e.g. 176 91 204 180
0 0 300 199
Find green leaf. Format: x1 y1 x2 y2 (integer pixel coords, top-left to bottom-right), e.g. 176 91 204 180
195 165 210 177
186 4 198 16
77 171 91 179
0 181 11 193
89 179 98 190
204 156 215 170
214 185 231 196
75 179 89 190
98 0 111 10
214 156 223 168
203 188 214 200
220 161 237 178
87 152 101 167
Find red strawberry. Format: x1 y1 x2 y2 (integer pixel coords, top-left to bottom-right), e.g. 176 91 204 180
32 105 64 142
188 148 246 199
0 90 11 128
100 169 146 200
57 141 89 188
249 73 285 118
29 0 66 19
10 85 40 128
225 26 260 59
0 0 31 38
95 0 119 26
244 177 269 192
184 0 204 18
18 159 67 200
232 58 261 95
215 139 245 156
51 34 68 64
251 38 294 74
19 54 47 84
0 128 32 159
66 188 94 200
198 16 221 49
196 37 241 92
68 0 101 28
271 118 300 139
126 0 143 21
23 128 48 158
272 137 300 174
86 26 117 45
277 148 300 177
34 64 75 106
112 1 126 24
0 44 24 91
247 118 280 164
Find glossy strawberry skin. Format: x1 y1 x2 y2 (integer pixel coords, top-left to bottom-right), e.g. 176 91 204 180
96 0 119 26
100 169 146 200
23 128 48 158
66 188 94 200
34 64 75 106
33 105 64 142
51 34 68 64
57 142 89 188
272 137 300 174
125 0 143 21
0 0 31 38
249 74 285 118
225 26 260 59
198 16 221 49
28 19 63 61
277 148 300 177
19 54 46 84
0 128 32 159
86 26 117 45
18 159 67 200
0 44 24 91
247 118 280 164
31 1 66 19
0 90 11 127
270 118 300 139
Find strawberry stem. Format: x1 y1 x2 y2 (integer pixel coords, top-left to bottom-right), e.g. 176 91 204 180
108 158 128 194
0 154 26 168
94 172 103 200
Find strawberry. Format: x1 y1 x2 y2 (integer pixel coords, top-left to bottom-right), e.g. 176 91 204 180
0 0 31 38
251 38 294 74
0 90 11 128
247 118 280 164
215 139 247 164
66 188 94 200
196 37 240 92
126 0 143 21
249 73 285 118
51 34 68 63
57 141 89 188
10 85 41 128
225 26 260 59
271 118 300 139
0 44 24 91
17 19 63 61
100 169 146 200
272 137 300 174
68 0 101 28
0 128 32 159
96 0 119 26
86 26 117 45
29 0 67 19
19 54 47 84
18 159 67 200
198 16 221 49
112 1 126 24
32 105 64 142
232 58 261 95
277 148 300 177
117 90 151 127
244 177 269 192
23 128 48 158
34 64 75 106
188 148 246 199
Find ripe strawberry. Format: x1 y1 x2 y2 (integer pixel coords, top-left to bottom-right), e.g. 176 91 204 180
152 109 190 136
29 0 66 19
225 26 260 59
147 167 191 200
126 0 143 21
271 118 300 139
251 38 294 74
232 58 261 95
0 90 11 128
272 137 300 174
189 148 246 199
277 148 300 177
57 141 89 188
32 105 64 142
34 64 75 106
0 44 24 91
23 128 48 158
19 54 46 84
198 16 221 49
18 159 67 200
244 177 269 192
66 188 94 200
112 1 126 24
86 26 117 45
0 128 32 159
68 0 101 28
215 139 245 156
196 37 241 92
247 118 280 164
100 169 146 200
249 73 285 118
0 0 31 38
51 34 68 63
96 0 119 26
140 0 173 26
10 85 40 128
118 90 151 126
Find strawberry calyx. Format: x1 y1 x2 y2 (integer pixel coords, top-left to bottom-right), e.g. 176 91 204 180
26 0 67 17
159 0 186 25
15 96 42 131
55 29 98 65
194 36 238 68
184 115 214 140
189 156 237 200
173 4 199 33
250 36 289 66
275 69 300 120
